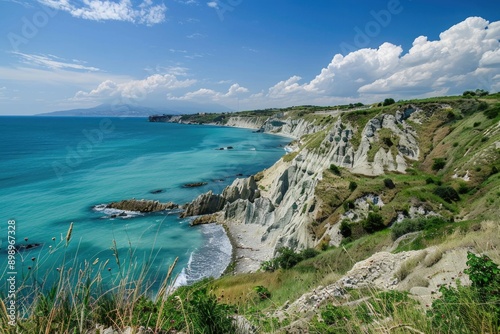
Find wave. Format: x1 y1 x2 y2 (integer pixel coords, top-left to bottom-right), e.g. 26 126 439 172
173 223 232 287
93 204 142 219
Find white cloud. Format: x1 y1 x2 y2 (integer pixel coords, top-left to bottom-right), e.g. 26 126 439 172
206 1 217 8
14 52 101 72
260 17 500 106
187 33 204 39
74 74 196 101
36 0 166 25
168 83 249 101
358 17 499 96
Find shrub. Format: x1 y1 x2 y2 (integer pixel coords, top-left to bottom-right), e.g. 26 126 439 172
491 166 499 175
473 121 481 127
253 286 271 300
339 220 352 238
261 259 278 272
362 212 385 233
391 216 448 240
433 186 460 202
484 104 500 119
432 158 446 171
429 253 499 333
383 178 395 189
425 177 435 184
458 183 469 194
188 288 236 334
392 218 426 240
464 252 499 289
329 164 341 176
383 98 395 106
276 247 303 269
343 200 355 211
300 248 320 260
478 101 489 111
348 181 358 191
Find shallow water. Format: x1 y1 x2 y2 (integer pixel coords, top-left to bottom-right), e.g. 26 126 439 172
0 117 289 290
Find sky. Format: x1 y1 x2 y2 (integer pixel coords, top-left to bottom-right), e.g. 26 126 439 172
0 0 499 115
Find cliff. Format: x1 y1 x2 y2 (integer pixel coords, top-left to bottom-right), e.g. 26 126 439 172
178 98 500 273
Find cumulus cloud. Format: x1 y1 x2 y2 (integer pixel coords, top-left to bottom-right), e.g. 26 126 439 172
168 83 249 101
74 74 196 101
37 0 166 25
260 17 500 105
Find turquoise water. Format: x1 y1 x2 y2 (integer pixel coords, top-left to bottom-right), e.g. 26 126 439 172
0 117 289 290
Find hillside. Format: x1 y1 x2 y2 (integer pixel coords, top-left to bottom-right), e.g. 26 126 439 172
5 94 499 333
153 94 500 333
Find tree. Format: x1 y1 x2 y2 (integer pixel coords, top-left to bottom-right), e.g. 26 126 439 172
383 98 395 106
362 212 385 233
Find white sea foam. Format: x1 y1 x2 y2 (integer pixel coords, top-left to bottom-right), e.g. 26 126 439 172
93 204 142 219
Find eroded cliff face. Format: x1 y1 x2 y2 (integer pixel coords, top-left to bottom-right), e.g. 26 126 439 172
183 106 424 259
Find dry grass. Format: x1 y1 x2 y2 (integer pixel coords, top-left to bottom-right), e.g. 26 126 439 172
423 247 445 267
394 251 427 282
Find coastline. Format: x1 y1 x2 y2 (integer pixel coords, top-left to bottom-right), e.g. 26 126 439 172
151 117 297 278
209 123 293 275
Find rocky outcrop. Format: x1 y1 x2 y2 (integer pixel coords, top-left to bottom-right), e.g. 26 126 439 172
107 199 178 212
181 176 261 218
221 176 260 203
225 116 267 129
180 191 226 218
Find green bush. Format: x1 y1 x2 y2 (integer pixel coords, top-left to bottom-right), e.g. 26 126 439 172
339 220 352 238
458 183 469 194
343 200 355 211
478 101 489 111
329 164 341 176
349 181 358 191
276 247 304 269
432 158 446 171
383 98 395 106
391 217 448 240
429 253 499 333
484 105 500 119
188 288 236 334
300 248 320 260
362 212 385 233
425 177 435 184
383 178 395 189
433 186 460 202
254 286 271 300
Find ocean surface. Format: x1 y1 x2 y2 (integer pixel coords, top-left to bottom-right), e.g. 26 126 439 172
0 117 290 292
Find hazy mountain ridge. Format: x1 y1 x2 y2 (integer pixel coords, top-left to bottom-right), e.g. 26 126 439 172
38 101 231 117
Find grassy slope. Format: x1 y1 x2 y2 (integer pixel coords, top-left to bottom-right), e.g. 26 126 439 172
208 96 500 331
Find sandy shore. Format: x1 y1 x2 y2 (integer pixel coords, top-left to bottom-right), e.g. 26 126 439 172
223 219 274 274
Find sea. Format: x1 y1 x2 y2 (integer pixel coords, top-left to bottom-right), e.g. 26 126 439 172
0 116 290 293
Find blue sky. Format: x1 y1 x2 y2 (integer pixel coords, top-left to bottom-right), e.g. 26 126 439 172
0 0 499 115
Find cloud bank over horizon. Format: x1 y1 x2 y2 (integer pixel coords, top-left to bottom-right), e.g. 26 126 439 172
71 17 499 110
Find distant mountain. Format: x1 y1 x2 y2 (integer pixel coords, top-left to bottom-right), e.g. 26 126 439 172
38 102 232 117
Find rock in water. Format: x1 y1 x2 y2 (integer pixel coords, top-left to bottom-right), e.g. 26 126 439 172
107 199 178 213
183 182 208 188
